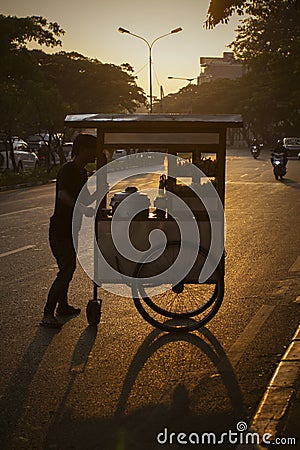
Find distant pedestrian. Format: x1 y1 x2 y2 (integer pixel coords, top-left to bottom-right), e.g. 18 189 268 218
41 134 97 328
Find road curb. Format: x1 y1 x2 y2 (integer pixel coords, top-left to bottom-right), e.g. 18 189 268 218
239 325 300 449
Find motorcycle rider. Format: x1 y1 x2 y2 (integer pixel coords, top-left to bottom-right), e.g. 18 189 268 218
271 140 288 168
250 138 263 158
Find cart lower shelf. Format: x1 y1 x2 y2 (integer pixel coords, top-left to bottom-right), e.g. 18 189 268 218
88 244 224 332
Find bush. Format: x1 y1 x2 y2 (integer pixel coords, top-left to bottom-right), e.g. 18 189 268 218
0 166 60 187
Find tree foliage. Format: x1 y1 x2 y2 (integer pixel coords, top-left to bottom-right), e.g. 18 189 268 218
159 80 238 115
232 0 300 139
0 14 64 53
31 51 145 113
205 0 300 28
161 0 300 142
0 14 146 152
232 0 300 63
206 0 245 28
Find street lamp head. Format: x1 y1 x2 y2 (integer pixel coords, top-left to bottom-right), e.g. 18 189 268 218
168 75 197 84
171 27 183 34
119 26 182 113
118 27 130 34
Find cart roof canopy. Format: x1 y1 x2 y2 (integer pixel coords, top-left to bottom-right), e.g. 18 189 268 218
64 113 243 131
64 114 243 148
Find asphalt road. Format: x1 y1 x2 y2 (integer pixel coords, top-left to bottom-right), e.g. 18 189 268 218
0 150 299 449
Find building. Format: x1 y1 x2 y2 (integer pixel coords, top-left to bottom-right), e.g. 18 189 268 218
198 52 245 85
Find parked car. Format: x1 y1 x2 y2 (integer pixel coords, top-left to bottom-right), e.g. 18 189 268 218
27 133 48 152
0 139 38 172
282 137 300 157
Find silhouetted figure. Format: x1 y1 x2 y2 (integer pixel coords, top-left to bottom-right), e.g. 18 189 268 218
41 134 97 328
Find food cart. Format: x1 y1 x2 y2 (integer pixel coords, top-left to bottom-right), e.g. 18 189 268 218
64 114 243 332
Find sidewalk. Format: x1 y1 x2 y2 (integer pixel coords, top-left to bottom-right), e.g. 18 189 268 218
282 373 300 440
250 325 300 448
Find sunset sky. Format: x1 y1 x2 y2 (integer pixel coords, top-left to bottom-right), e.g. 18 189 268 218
2 0 243 98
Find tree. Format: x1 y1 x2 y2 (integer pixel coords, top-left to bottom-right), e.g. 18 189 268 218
22 80 71 170
0 82 25 170
158 1 300 143
0 15 65 170
31 51 146 113
0 14 64 52
158 79 243 116
0 15 64 85
206 0 245 28
205 0 300 28
231 0 300 140
198 0 299 141
231 1 300 62
0 14 147 165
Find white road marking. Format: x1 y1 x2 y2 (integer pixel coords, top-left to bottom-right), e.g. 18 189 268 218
240 173 248 178
225 305 275 368
0 206 45 218
226 181 281 185
142 181 157 185
0 245 35 258
289 256 300 272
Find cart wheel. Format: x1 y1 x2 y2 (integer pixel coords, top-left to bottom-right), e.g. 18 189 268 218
86 300 101 326
132 242 224 332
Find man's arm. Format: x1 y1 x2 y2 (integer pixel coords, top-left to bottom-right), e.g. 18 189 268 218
58 189 94 216
58 189 76 208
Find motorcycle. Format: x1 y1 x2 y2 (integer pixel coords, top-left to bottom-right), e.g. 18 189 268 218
271 152 287 180
250 143 263 159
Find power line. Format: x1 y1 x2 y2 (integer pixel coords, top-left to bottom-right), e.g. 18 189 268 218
134 62 148 76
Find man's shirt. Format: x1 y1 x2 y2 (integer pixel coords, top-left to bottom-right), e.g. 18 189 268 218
50 162 88 237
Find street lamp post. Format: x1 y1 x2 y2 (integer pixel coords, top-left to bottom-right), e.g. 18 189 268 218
118 27 182 113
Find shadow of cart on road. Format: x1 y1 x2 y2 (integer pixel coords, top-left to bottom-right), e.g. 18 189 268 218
43 326 247 450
